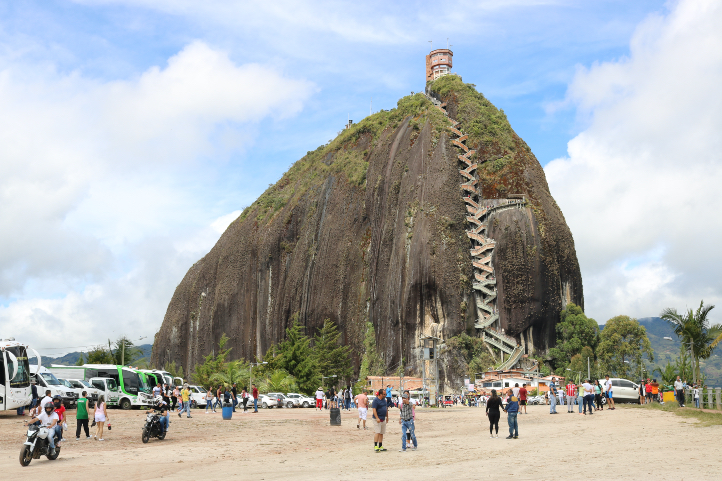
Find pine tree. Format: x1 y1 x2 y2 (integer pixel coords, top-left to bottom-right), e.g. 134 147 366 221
276 317 319 393
358 321 385 381
313 319 352 383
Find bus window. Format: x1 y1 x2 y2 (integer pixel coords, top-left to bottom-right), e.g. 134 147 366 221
7 347 30 388
121 369 140 395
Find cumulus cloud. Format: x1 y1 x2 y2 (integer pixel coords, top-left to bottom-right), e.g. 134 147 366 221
546 0 722 322
0 41 313 352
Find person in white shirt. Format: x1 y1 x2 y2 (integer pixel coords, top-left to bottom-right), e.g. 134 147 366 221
39 390 53 410
315 387 325 411
692 385 700 408
604 375 615 410
25 403 60 453
512 383 520 398
582 380 594 415
674 376 685 407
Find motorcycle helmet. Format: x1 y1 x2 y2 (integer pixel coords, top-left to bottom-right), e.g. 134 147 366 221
44 403 55 413
52 395 62 407
154 395 165 407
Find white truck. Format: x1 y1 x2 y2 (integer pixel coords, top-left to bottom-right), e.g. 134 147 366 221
33 367 78 408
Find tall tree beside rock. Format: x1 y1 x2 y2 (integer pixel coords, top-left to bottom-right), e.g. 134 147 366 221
548 303 599 373
313 319 352 383
597 315 653 379
276 318 319 393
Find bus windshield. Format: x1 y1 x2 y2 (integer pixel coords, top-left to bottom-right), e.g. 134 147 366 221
6 346 31 388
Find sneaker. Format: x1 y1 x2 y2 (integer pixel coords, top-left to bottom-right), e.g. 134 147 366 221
412 446 417 451
374 446 380 452
357 424 359 429
399 449 406 452
378 447 387 452
61 438 66 442
99 438 105 441
187 416 192 418
76 437 80 440
490 435 494 438
506 435 514 439
178 413 181 418
513 436 518 439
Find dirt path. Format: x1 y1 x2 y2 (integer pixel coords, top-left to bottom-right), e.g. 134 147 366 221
1 404 719 479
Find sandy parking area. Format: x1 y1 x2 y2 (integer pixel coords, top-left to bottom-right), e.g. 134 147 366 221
1 403 720 479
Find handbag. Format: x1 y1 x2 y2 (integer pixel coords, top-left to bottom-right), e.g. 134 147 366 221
91 420 96 427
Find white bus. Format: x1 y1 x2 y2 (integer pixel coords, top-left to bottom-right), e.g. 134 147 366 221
1 339 36 412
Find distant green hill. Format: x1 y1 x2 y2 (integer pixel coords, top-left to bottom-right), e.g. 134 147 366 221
42 344 153 368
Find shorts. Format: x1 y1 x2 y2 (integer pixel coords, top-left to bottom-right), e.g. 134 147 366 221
373 419 387 434
358 408 367 420
520 400 527 405
607 391 613 398
316 399 323 409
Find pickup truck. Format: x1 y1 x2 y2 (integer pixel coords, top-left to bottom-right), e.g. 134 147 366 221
33 368 77 408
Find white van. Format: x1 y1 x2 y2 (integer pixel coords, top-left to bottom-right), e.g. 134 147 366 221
599 378 640 403
32 367 77 408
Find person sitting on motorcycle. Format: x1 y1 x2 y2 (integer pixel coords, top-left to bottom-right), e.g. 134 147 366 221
154 396 169 433
52 395 67 442
25 403 60 454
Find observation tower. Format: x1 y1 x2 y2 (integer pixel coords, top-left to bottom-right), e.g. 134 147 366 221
426 48 453 82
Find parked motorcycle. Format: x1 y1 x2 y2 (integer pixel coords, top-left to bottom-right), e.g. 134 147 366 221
141 411 166 443
19 425 61 466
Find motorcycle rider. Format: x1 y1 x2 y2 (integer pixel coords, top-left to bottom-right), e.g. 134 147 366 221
154 396 169 433
25 402 60 454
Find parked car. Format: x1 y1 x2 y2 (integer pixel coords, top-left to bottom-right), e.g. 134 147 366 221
599 378 640 403
260 393 283 409
68 379 102 404
285 392 314 408
267 392 296 408
188 385 208 408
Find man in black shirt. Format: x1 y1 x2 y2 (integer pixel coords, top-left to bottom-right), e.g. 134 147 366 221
371 389 388 452
231 383 238 412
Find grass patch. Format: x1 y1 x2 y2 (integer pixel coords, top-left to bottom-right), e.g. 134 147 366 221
627 402 722 427
239 93 450 226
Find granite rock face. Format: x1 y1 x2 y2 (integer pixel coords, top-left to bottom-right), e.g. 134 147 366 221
151 78 583 379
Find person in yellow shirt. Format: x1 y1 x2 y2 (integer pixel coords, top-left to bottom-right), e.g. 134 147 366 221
178 384 192 419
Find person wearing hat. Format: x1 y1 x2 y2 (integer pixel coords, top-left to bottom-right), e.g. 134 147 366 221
398 391 417 451
315 386 325 411
371 389 389 452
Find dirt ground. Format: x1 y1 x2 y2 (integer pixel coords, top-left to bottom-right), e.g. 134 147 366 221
1 403 720 479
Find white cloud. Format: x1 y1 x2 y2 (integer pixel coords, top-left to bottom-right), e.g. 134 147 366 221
0 41 313 352
546 0 722 322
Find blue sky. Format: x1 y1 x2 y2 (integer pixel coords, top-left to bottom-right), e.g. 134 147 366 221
2 0 721 354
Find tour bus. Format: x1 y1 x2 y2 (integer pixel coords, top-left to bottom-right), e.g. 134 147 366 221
50 364 152 409
0 339 34 412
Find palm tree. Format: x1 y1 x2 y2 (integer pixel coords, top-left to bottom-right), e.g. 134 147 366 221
210 360 249 389
660 301 717 383
259 369 298 394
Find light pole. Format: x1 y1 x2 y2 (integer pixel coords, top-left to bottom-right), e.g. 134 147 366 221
249 362 267 390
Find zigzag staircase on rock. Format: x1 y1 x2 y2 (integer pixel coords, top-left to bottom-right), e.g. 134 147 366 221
425 91 525 371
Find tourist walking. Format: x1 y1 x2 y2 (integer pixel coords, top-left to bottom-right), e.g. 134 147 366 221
172 386 180 410
241 388 249 412
231 383 238 412
178 384 192 418
252 384 259 413
355 389 369 430
371 389 389 452
76 391 90 439
398 391 417 451
674 376 685 407
519 383 528 414
485 389 502 438
604 375 615 410
205 387 215 413
344 386 352 411
386 385 392 407
549 378 558 414
93 395 108 441
566 380 576 413
504 389 519 439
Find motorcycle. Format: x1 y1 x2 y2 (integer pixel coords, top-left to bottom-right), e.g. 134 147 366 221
141 411 166 443
19 425 61 466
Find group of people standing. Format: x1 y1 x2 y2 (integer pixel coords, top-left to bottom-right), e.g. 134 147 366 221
24 388 109 453
547 375 616 414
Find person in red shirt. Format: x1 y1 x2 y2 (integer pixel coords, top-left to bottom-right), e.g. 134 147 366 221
645 380 652 404
252 384 259 413
518 384 528 414
52 396 67 444
566 381 577 413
